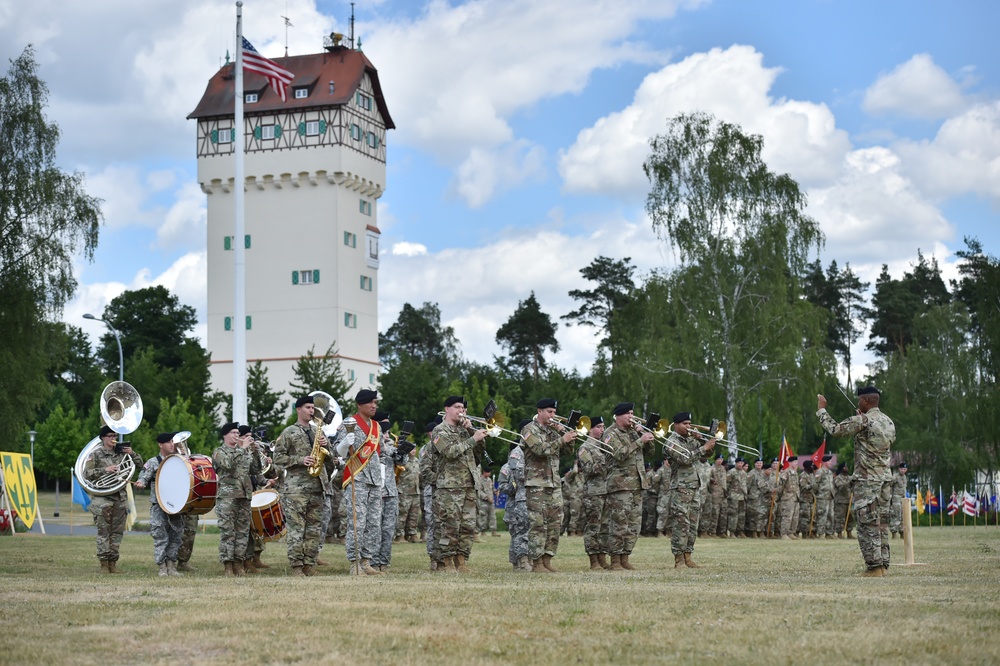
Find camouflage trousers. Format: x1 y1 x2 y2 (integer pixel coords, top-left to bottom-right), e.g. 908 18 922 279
504 499 530 564
834 500 856 534
815 497 835 536
727 497 746 535
855 480 892 569
149 503 184 564
655 491 672 533
749 496 770 533
177 514 198 564
743 496 760 533
478 496 497 533
581 492 609 555
710 492 727 535
396 493 421 539
343 482 382 563
798 498 817 536
698 494 713 534
779 497 799 536
669 487 699 554
890 499 903 534
605 489 641 555
217 497 252 563
372 494 398 567
526 485 563 560
434 486 478 558
282 491 325 567
90 495 128 562
319 494 335 544
561 497 582 534
641 493 658 534
423 486 436 560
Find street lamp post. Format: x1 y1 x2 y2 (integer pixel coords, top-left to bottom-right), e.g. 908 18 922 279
84 313 125 444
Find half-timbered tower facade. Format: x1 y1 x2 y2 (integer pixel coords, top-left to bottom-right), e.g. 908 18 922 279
188 41 393 402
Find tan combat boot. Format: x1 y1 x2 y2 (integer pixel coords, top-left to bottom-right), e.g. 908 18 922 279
455 554 471 573
290 565 305 576
517 555 532 572
316 556 329 566
674 553 684 568
860 567 884 578
232 560 246 577
360 559 382 575
620 554 635 571
531 558 549 573
177 561 195 572
491 531 501 537
158 562 169 577
683 552 700 568
243 559 258 575
610 554 626 571
100 560 111 574
846 529 854 538
302 565 316 577
224 562 235 577
542 554 559 573
597 553 610 569
440 557 458 574
588 553 601 570
252 555 268 569
167 560 183 577
107 560 122 574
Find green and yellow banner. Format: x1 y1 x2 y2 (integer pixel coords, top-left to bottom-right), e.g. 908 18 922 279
1 452 37 530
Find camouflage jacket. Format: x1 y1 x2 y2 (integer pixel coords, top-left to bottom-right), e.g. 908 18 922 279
504 445 527 502
726 467 748 500
662 431 704 490
479 474 495 503
661 465 677 494
817 407 895 482
380 437 397 498
332 420 382 487
815 467 835 500
522 420 574 488
136 454 166 505
799 470 817 501
777 468 800 501
605 423 652 492
644 469 658 497
213 444 260 499
745 468 766 499
431 422 478 489
833 473 852 502
419 443 441 492
396 455 420 496
84 444 143 502
273 423 332 495
710 464 728 497
891 472 907 501
576 438 610 496
694 461 711 493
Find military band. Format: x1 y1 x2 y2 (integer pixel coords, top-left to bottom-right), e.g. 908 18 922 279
134 432 184 576
83 425 143 573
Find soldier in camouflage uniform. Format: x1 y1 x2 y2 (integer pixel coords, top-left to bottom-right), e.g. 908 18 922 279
135 432 185 576
709 455 728 537
642 463 659 536
726 457 748 537
604 403 655 570
273 395 336 576
248 427 278 571
818 387 896 576
743 458 765 537
654 459 674 537
419 422 442 570
500 427 531 571
763 459 780 537
815 454 836 538
372 421 399 572
798 460 818 538
889 463 908 538
662 412 716 568
833 462 855 538
432 396 486 573
213 422 261 576
521 398 578 573
577 415 610 570
776 457 801 539
479 468 499 537
84 425 143 573
396 447 421 542
334 392 384 576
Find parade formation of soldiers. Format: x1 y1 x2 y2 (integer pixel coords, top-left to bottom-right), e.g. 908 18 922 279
80 385 898 577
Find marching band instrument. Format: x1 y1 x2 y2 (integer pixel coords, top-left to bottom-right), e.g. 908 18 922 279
172 430 192 456
250 489 286 541
156 454 218 515
683 419 761 458
545 411 615 454
307 390 342 477
632 414 692 457
74 381 144 497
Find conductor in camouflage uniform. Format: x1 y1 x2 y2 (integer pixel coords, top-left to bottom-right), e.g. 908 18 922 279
432 396 486 573
134 432 184 576
521 398 577 573
889 462 908 538
214 421 260 576
577 415 611 570
818 387 896 576
273 395 335 576
604 403 655 570
84 425 143 573
662 412 716 568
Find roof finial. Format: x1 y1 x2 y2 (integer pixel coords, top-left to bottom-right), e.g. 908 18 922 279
349 2 355 50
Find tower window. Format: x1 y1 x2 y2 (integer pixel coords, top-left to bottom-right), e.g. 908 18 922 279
295 88 308 99
344 312 358 328
305 120 320 136
360 275 373 291
366 132 379 149
344 231 357 247
350 124 362 141
245 93 258 104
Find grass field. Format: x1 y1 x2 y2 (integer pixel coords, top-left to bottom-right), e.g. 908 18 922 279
2 495 999 665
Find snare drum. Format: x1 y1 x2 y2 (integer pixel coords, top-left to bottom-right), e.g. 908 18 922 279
250 489 286 541
156 454 218 515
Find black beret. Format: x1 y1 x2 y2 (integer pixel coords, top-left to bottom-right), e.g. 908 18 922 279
716 454 725 461
857 386 881 397
424 421 438 433
837 462 848 473
898 462 908 469
355 389 378 404
613 402 634 416
219 422 240 437
444 396 465 408
673 411 692 424
735 457 746 464
754 458 763 463
156 432 175 444
802 460 815 471
374 410 390 422
788 457 799 464
99 425 116 438
536 398 557 410
771 458 780 464
822 454 832 461
295 395 314 408
589 415 604 426
379 420 391 430
238 425 252 437
518 418 532 432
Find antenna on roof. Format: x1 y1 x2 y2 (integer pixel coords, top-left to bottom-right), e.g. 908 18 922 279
281 15 294 57
349 2 355 50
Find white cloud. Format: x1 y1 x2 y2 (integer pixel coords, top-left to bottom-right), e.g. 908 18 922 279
863 54 966 119
155 182 208 251
391 242 428 257
451 140 547 207
559 45 852 198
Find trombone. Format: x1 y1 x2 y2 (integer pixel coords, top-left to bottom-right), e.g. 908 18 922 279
629 415 690 458
436 410 521 446
548 412 615 454
686 420 761 459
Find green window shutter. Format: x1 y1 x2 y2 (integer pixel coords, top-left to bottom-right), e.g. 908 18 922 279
319 120 327 133
224 316 232 331
253 126 262 139
245 316 252 330
292 271 299 285
274 124 282 138
211 129 219 144
224 236 231 251
298 122 306 135
244 234 251 249
313 269 320 284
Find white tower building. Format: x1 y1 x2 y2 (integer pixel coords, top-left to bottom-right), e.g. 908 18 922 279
188 37 393 401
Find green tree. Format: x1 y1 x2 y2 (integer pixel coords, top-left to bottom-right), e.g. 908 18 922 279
379 302 460 370
495 292 560 384
868 251 950 357
0 46 102 446
96 285 198 373
801 260 870 387
642 112 826 448
32 404 87 482
562 256 636 364
246 361 284 437
288 342 353 405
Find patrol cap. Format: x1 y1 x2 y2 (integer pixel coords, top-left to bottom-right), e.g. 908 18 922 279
443 396 465 408
857 386 881 397
613 402 633 416
295 395 314 408
536 398 557 410
355 389 378 405
156 432 175 444
219 422 240 437
672 411 692 424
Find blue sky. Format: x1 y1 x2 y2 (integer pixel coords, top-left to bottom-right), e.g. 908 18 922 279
2 0 997 377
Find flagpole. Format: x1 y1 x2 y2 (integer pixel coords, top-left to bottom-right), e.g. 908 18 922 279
233 1 248 423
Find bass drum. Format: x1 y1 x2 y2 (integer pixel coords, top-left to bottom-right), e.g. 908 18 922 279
155 454 218 515
250 489 286 542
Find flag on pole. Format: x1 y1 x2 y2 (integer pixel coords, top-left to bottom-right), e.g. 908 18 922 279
963 491 979 517
947 489 959 516
914 486 925 514
927 489 938 514
71 472 91 510
779 434 794 470
810 439 826 470
242 37 294 101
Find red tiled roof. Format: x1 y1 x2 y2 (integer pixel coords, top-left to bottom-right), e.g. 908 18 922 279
187 46 394 129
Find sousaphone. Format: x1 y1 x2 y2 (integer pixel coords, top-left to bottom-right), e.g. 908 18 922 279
74 381 144 497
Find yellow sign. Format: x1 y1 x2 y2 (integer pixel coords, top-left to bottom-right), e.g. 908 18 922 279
1 452 38 530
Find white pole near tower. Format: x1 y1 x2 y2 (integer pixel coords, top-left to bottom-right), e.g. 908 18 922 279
233 1 248 423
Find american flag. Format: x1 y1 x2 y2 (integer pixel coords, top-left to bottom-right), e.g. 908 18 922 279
242 38 294 102
963 491 980 517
